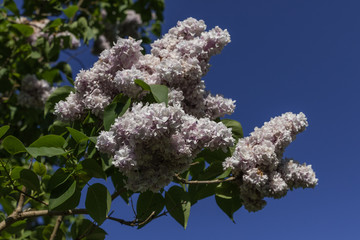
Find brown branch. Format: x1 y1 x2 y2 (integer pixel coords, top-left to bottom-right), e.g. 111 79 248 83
15 159 33 213
0 209 87 232
49 216 63 240
175 174 236 184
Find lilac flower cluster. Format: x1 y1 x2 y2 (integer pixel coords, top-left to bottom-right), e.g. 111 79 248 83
55 18 235 121
223 112 318 212
17 75 55 109
93 10 143 54
96 103 234 192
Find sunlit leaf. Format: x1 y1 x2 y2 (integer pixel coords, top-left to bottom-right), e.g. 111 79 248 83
2 135 26 155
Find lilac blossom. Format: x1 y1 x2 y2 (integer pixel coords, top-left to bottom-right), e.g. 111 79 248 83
96 103 234 192
55 17 236 120
18 75 55 109
223 112 318 212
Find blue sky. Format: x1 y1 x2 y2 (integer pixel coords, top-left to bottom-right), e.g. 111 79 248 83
13 0 360 239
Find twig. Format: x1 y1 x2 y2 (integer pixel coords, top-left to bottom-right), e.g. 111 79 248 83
15 159 33 213
63 50 86 69
106 216 136 226
0 209 87 232
137 211 155 226
15 187 48 206
130 197 137 218
175 174 236 184
49 216 63 240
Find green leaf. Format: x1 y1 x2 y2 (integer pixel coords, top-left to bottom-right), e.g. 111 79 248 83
188 183 217 204
2 135 26 155
47 168 71 192
111 172 132 204
134 79 150 91
42 68 60 82
11 168 40 192
165 186 191 229
44 86 75 116
150 84 168 105
29 51 41 59
45 18 62 30
85 183 111 225
221 119 243 139
71 219 107 240
12 23 34 37
4 0 20 16
136 191 165 225
189 158 205 178
81 158 106 179
29 135 66 148
26 135 66 158
197 148 231 164
33 161 47 176
0 196 16 215
56 61 72 78
0 125 10 138
103 95 131 130
216 167 232 179
26 147 66 158
49 178 80 211
215 182 242 222
198 161 224 180
66 127 88 143
63 5 78 19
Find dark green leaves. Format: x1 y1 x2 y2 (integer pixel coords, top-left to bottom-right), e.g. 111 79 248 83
49 175 80 211
63 5 78 19
136 191 165 226
4 0 20 16
215 182 242 222
2 136 26 155
71 219 107 240
85 183 111 225
11 167 40 192
221 119 243 140
44 86 75 116
103 94 131 130
12 24 34 37
81 158 106 179
165 186 191 229
0 125 9 138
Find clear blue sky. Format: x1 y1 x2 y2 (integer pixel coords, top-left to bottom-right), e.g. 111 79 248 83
17 0 360 239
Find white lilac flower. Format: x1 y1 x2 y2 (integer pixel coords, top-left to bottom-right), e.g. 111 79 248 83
18 75 55 109
96 103 234 192
55 17 235 120
223 112 317 212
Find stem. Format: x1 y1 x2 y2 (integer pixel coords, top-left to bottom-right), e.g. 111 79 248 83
175 174 236 184
0 209 87 232
49 216 63 240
